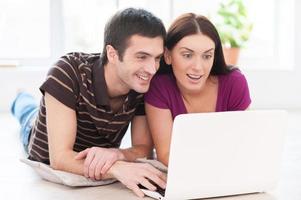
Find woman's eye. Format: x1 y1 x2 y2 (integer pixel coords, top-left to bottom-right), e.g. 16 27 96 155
203 54 212 60
183 53 192 58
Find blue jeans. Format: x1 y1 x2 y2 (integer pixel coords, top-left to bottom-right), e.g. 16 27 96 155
11 92 38 152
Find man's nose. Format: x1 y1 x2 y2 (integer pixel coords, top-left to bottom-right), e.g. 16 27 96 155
145 59 157 75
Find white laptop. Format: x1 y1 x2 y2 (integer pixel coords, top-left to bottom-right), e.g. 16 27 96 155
141 110 287 200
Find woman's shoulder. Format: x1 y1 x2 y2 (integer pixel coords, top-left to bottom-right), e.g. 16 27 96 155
146 73 178 100
217 69 251 111
219 68 247 83
150 73 176 88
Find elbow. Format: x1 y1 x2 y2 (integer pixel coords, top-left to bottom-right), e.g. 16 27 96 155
49 154 64 170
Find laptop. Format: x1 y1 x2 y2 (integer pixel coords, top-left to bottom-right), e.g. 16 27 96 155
140 110 287 200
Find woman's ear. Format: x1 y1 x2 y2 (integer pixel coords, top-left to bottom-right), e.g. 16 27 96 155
164 48 172 65
106 45 118 64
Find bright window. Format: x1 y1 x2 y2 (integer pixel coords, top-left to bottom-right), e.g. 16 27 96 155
0 0 295 70
0 0 50 58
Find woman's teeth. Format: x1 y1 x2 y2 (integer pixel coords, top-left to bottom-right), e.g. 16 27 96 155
187 74 202 80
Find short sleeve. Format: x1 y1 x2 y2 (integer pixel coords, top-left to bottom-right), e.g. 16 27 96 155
228 71 251 110
144 75 170 109
40 54 79 110
135 100 145 116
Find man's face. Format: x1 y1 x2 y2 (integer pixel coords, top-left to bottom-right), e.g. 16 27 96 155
115 34 164 93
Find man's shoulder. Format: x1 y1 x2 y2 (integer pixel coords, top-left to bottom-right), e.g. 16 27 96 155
61 52 101 65
52 52 101 76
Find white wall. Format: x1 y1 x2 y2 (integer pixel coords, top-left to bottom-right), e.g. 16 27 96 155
0 1 300 112
243 0 301 109
0 67 46 112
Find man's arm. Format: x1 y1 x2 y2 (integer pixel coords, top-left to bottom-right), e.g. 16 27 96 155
121 115 154 160
46 92 166 197
76 115 155 177
45 92 84 174
46 92 125 179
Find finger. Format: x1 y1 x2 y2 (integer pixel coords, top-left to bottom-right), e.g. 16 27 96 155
139 177 157 191
145 164 167 182
158 171 167 182
128 184 145 198
95 159 106 180
142 164 167 186
75 148 90 160
83 150 95 178
100 159 115 175
88 157 100 180
143 170 167 189
144 163 166 178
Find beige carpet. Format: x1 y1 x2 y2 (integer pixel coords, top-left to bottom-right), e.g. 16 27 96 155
0 110 300 200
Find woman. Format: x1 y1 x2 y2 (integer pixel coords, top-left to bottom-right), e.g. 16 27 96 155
145 13 251 166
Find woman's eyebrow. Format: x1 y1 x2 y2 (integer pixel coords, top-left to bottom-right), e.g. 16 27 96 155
179 47 193 52
203 48 215 53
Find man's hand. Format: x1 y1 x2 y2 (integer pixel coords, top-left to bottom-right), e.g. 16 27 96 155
108 161 167 198
75 147 125 180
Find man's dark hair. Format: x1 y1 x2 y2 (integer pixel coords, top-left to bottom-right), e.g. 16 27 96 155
101 8 166 64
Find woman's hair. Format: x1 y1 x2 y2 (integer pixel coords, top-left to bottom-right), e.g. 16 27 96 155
158 13 233 75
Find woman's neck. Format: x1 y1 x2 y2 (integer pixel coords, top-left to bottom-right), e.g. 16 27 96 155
178 76 219 113
178 76 217 100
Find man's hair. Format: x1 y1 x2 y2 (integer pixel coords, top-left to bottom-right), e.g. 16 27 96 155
101 8 166 64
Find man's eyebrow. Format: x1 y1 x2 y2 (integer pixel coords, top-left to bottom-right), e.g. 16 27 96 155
155 53 164 58
135 51 151 56
135 52 163 58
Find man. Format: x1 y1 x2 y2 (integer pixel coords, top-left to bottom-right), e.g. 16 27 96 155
11 8 166 197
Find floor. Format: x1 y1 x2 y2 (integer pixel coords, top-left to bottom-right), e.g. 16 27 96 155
0 110 301 200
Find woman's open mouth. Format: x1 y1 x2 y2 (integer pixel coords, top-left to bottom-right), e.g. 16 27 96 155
187 74 202 81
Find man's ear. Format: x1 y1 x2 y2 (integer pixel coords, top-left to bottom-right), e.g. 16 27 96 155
164 48 172 65
106 45 119 64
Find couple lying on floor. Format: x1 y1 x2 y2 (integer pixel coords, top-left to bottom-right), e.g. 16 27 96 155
11 8 250 198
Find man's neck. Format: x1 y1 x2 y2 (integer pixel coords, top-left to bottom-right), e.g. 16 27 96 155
104 63 130 98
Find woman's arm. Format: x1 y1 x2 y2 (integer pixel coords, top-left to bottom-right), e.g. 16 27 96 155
145 103 173 166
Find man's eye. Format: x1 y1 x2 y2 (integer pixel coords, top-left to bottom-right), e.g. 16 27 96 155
137 56 147 60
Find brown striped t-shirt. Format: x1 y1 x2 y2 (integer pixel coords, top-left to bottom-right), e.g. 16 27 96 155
28 52 145 164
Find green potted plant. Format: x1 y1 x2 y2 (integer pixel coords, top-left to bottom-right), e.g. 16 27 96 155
215 0 253 65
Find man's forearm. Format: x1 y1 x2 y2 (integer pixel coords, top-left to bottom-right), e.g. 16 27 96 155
50 149 116 180
50 150 84 175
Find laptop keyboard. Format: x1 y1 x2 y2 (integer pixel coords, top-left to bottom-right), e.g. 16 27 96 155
138 183 166 196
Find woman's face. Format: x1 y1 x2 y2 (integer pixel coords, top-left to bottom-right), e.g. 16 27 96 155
165 33 215 94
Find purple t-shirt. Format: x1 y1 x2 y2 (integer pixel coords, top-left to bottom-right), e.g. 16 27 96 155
145 69 251 119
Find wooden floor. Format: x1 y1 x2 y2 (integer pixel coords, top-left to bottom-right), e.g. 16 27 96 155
0 110 300 200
